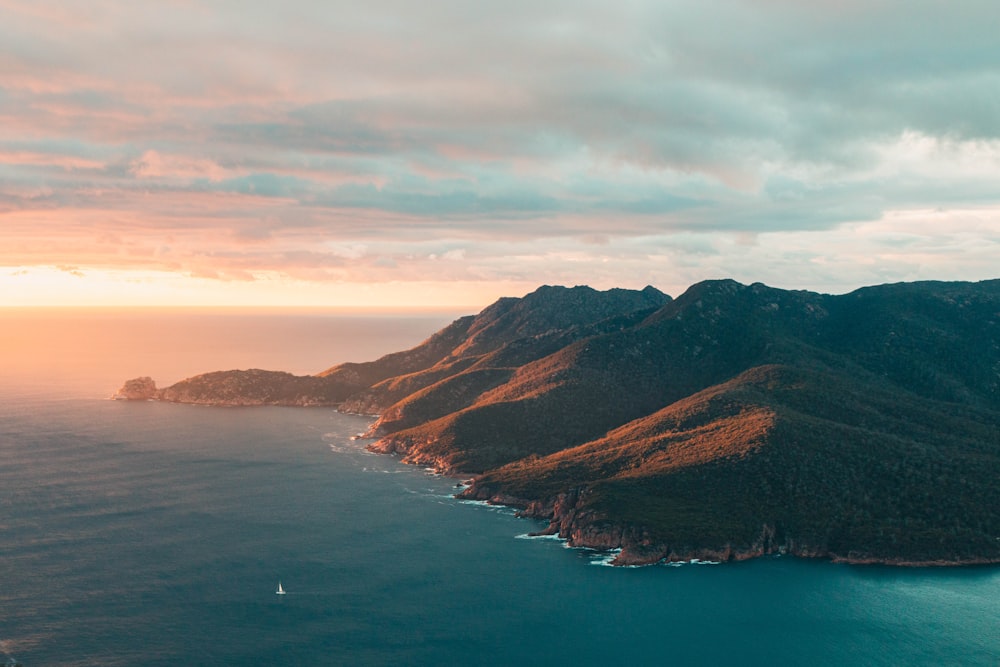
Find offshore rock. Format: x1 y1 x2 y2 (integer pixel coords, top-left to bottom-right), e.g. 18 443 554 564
113 376 158 400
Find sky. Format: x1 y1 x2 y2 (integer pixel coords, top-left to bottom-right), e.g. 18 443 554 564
2 0 999 308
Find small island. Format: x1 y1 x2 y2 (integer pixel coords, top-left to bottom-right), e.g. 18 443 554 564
116 279 1000 566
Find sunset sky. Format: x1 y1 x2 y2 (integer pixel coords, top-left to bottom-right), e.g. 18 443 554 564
2 0 999 307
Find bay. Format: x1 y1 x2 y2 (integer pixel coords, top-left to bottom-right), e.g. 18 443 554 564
1 310 998 666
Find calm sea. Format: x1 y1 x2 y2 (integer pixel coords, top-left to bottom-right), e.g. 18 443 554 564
1 310 998 666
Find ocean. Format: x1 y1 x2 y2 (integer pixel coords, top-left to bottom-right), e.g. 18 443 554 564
1 309 998 666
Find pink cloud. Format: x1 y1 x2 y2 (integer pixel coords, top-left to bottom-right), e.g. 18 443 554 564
0 150 105 170
130 150 230 181
55 264 84 277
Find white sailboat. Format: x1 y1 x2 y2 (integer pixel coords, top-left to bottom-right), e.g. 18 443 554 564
276 581 286 595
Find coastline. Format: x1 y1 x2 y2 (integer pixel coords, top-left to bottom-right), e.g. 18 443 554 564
453 482 1000 568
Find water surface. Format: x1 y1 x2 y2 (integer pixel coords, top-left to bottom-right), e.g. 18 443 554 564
1 310 997 665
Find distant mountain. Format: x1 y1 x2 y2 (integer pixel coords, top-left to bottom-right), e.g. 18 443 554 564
115 279 1000 566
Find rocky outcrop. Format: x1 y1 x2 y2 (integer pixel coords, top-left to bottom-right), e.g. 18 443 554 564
113 376 158 400
367 433 464 474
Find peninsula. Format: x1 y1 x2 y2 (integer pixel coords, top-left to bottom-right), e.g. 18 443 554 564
116 279 1000 566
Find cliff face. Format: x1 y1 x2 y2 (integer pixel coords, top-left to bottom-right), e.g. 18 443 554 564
115 279 1000 566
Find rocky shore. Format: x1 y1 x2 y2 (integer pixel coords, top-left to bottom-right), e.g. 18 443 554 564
456 483 1000 567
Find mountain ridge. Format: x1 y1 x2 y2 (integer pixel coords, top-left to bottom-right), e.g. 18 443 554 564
114 279 1000 566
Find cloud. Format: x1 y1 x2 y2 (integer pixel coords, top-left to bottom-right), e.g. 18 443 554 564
1 0 999 304
56 264 84 277
130 150 229 181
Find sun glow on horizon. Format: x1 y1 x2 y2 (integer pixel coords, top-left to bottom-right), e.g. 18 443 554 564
0 265 528 310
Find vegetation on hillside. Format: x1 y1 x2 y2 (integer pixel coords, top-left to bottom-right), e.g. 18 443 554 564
129 278 1000 564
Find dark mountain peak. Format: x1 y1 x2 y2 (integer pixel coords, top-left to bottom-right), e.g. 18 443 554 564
450 284 671 359
531 283 592 295
520 283 669 308
683 277 747 297
468 285 593 330
640 284 669 300
674 278 821 307
646 279 749 319
699 277 745 289
642 280 830 331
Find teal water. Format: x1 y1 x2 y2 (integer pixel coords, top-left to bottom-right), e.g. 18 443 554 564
1 311 998 666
